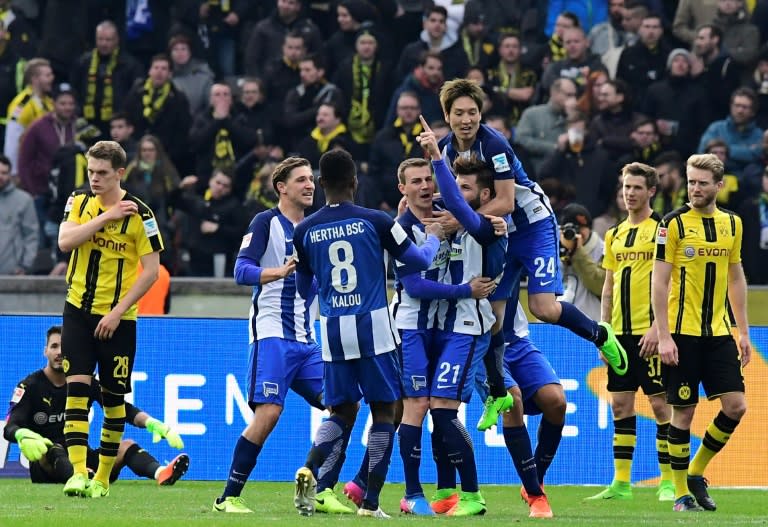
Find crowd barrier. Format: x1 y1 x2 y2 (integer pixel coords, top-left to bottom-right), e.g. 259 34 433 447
1 315 766 486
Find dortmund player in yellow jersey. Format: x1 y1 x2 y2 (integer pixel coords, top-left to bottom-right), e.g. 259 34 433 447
57 140 165 499
587 162 674 502
652 153 750 513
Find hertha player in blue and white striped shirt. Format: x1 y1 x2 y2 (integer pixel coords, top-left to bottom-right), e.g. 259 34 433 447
291 149 444 518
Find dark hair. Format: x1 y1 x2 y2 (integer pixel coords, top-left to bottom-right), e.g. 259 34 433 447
47 325 62 342
420 49 443 67
697 23 722 43
439 78 483 116
319 149 356 193
632 116 656 132
0 153 11 171
272 157 311 193
285 30 306 44
558 11 581 27
87 140 127 169
149 53 171 69
606 78 632 107
425 5 448 20
704 138 729 155
621 162 658 190
731 86 758 112
498 33 521 47
452 154 495 198
109 112 133 126
300 53 325 71
319 101 344 121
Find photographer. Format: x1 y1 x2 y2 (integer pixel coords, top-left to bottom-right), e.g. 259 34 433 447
557 203 605 320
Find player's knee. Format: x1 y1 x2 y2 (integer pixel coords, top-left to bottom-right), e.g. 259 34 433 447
254 402 284 424
117 439 136 457
403 397 430 420
528 295 558 323
724 400 747 421
647 396 670 421
330 401 359 426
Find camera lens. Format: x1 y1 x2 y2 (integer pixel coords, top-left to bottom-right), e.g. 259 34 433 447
562 223 577 240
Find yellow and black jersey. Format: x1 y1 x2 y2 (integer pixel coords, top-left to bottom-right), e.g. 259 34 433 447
62 190 164 320
602 212 661 335
6 86 53 128
655 205 742 337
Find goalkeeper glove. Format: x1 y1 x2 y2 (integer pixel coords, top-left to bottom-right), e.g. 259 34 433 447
145 417 184 449
15 428 53 462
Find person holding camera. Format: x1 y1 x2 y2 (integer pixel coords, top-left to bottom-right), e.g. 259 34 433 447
557 203 605 320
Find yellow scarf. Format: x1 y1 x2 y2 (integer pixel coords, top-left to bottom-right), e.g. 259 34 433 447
142 78 171 123
84 48 119 122
348 55 378 144
394 117 422 157
549 34 565 62
212 128 235 171
311 123 347 153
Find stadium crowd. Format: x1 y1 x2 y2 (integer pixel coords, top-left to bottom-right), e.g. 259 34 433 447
1 0 768 284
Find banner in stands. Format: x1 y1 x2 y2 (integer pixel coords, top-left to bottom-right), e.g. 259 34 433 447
2 315 766 486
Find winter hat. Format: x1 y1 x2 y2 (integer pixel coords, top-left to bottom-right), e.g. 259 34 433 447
666 48 691 70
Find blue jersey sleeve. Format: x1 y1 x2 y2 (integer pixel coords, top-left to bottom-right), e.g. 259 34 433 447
374 210 438 270
400 272 471 299
432 158 497 246
483 126 524 182
233 211 271 286
295 268 315 299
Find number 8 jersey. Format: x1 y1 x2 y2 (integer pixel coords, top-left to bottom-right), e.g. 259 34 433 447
293 202 419 362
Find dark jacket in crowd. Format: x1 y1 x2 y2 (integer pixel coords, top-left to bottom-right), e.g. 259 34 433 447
616 41 671 109
244 10 324 76
367 124 420 210
397 38 470 83
189 110 257 184
588 109 644 161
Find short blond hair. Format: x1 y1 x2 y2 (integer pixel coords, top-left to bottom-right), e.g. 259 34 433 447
397 158 430 185
439 78 484 116
686 153 724 182
87 140 127 169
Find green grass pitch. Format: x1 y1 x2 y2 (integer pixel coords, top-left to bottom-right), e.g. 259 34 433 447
0 480 765 526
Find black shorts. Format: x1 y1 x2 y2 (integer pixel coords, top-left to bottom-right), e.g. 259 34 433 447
62 302 136 394
29 446 122 483
662 334 744 406
607 335 665 396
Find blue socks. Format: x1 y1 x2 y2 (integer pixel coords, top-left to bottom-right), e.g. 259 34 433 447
305 415 347 474
317 421 353 492
484 331 508 398
363 422 395 510
431 408 479 493
398 423 423 498
222 435 262 498
536 418 564 485
503 426 542 496
557 301 602 343
431 424 455 490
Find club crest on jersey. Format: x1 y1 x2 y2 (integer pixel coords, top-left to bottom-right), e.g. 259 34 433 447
491 153 510 173
263 382 279 397
656 227 667 244
411 376 427 391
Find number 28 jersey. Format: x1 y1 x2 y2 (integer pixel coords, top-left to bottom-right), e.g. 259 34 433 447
293 202 416 362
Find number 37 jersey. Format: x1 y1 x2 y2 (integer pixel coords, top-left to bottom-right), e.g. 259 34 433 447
293 202 415 362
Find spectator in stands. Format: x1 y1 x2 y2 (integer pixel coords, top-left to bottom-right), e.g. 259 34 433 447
324 0 385 78
539 111 615 217
643 48 711 157
690 24 741 120
515 78 577 174
486 33 537 128
333 29 392 161
737 167 768 284
123 135 180 270
17 85 77 246
368 91 422 214
742 129 768 196
282 54 345 151
385 51 444 126
672 0 719 46
0 0 37 59
190 83 257 186
576 69 609 121
233 78 275 146
37 0 88 80
168 34 214 116
545 0 608 35
293 102 353 168
588 0 628 57
592 183 628 239
197 0 249 77
541 26 606 93
616 117 662 166
0 154 37 275
456 4 496 72
652 151 686 215
245 0 322 77
698 87 763 178
397 5 469 82
4 58 54 179
713 0 760 68
545 11 580 66
70 21 142 139
122 1 173 68
616 13 670 110
749 46 768 129
0 20 20 152
169 170 245 277
703 138 742 209
589 79 642 162
109 113 137 162
263 31 306 130
123 54 192 173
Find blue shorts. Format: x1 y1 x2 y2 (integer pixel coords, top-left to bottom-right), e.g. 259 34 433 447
503 337 561 415
324 351 402 407
400 329 437 398
247 337 324 409
431 330 490 402
507 216 563 296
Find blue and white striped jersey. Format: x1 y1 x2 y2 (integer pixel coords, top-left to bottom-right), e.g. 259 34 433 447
235 208 317 344
390 207 451 330
294 202 434 362
439 123 553 231
431 158 507 335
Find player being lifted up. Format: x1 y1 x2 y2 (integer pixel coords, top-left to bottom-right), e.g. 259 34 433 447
434 79 628 430
291 150 444 518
